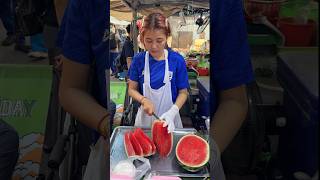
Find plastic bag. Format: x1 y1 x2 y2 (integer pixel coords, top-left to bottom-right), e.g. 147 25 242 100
83 137 108 180
209 137 226 180
111 156 151 180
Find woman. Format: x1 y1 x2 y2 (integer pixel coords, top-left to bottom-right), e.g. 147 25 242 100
128 13 189 132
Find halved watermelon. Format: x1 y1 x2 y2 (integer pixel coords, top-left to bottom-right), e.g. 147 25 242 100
175 134 209 172
135 128 156 155
124 131 136 157
152 120 173 157
129 132 143 156
133 129 153 156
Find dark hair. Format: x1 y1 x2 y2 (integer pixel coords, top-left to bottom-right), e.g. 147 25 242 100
126 24 131 34
140 13 170 41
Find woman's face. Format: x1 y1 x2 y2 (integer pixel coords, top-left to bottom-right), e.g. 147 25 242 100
142 29 167 58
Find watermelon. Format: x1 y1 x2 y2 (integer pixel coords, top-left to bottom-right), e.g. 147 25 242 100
124 131 136 157
133 128 153 156
175 134 209 172
129 132 143 156
135 128 156 155
152 120 173 157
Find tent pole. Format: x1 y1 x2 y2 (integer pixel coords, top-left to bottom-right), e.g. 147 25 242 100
132 10 138 54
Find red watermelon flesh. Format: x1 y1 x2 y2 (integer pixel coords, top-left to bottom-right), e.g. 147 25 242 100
135 128 156 155
152 120 173 157
176 134 209 171
129 132 143 156
124 131 136 157
133 129 153 156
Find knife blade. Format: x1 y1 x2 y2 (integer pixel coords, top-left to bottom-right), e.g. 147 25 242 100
152 112 160 120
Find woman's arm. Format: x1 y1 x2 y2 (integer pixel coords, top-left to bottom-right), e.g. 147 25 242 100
128 80 144 103
174 89 188 109
128 80 154 115
54 0 69 25
59 57 109 136
210 85 248 153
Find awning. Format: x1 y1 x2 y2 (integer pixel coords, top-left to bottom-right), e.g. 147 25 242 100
110 0 209 21
110 16 130 26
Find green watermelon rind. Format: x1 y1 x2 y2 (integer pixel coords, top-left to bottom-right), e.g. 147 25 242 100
178 159 208 172
175 134 210 172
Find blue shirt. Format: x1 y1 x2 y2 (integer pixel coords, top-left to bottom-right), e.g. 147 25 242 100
129 50 190 103
210 0 254 114
59 0 109 109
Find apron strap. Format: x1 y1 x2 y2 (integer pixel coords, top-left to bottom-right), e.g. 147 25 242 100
144 49 170 84
163 49 170 84
144 51 150 84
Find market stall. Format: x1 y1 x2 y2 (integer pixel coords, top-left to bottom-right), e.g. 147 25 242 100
110 1 213 179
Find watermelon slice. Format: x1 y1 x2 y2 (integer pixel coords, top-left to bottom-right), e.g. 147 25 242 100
152 120 173 157
133 128 153 156
175 134 209 172
135 128 156 155
124 131 136 157
129 132 143 156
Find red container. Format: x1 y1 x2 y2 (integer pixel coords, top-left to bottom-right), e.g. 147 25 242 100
244 0 286 25
278 17 316 46
185 58 199 68
197 67 209 76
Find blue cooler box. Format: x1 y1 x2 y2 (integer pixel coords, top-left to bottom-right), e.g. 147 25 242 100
197 77 210 118
277 51 318 178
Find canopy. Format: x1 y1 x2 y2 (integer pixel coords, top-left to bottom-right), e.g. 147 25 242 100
110 0 210 53
110 16 130 26
110 0 133 21
110 0 209 21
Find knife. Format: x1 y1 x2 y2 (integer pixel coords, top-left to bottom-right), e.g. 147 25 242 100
152 112 161 120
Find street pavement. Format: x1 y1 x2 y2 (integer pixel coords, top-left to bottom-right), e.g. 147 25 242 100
0 23 49 65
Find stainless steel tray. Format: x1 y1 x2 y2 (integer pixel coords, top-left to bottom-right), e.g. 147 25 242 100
110 126 210 178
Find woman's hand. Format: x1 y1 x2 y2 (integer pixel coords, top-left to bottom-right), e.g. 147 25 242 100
128 80 155 116
141 98 154 116
160 104 179 133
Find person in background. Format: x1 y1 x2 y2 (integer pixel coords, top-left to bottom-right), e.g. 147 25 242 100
28 33 48 59
0 0 30 53
118 24 134 79
0 0 16 46
110 23 121 76
0 120 19 180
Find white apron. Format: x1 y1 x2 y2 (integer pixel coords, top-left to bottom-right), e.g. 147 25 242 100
134 49 183 128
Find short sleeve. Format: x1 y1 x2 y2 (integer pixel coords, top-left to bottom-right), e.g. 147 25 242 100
62 0 92 64
175 54 190 90
212 0 254 90
129 55 140 82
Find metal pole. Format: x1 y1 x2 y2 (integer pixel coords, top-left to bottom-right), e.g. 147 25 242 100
132 10 138 54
